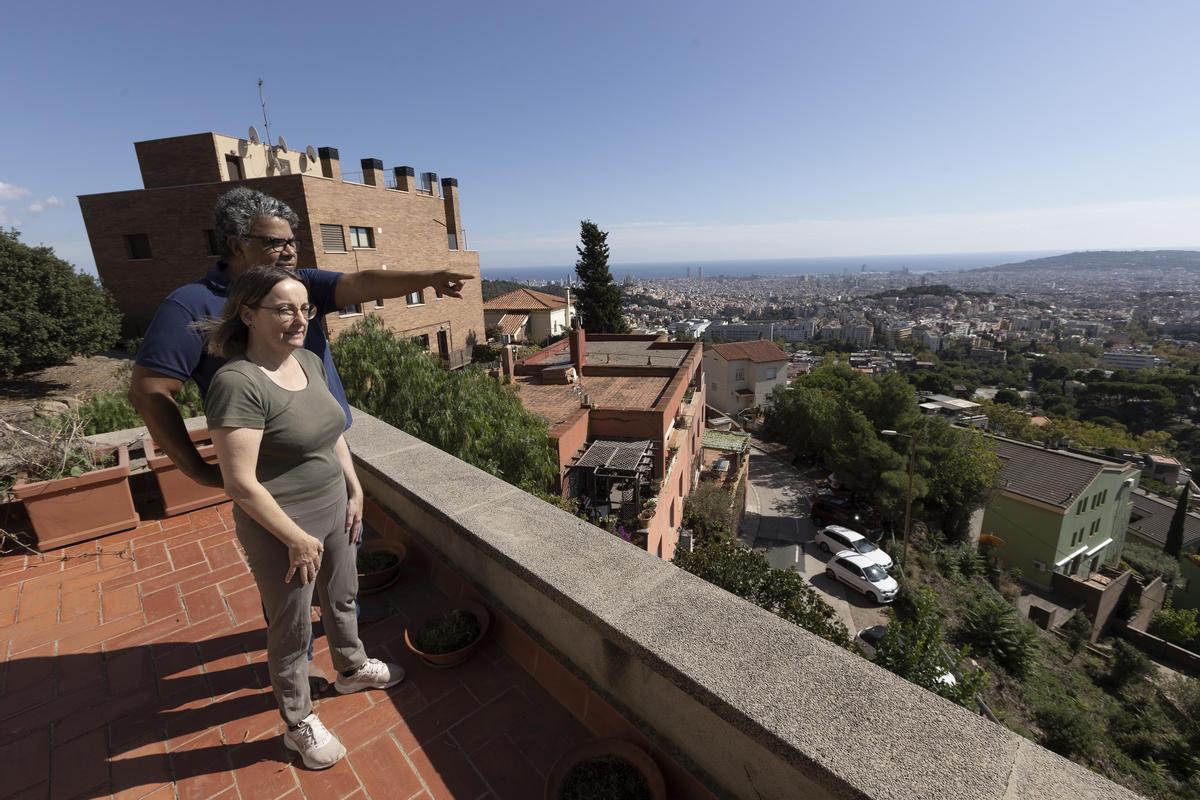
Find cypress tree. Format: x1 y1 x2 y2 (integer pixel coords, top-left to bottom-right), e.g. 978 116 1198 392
1165 485 1190 559
573 220 628 333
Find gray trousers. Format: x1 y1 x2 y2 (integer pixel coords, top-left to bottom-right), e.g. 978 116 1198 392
234 490 366 726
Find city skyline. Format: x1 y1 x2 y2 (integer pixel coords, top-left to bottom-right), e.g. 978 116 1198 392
4 1 1200 273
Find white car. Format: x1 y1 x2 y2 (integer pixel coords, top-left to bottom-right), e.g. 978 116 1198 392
814 525 893 571
825 552 900 604
855 625 957 686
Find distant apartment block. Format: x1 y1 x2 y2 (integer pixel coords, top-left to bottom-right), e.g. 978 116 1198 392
705 320 816 344
671 318 712 339
506 327 705 561
1100 349 1158 371
704 340 788 416
970 347 1007 363
483 288 574 345
78 131 483 365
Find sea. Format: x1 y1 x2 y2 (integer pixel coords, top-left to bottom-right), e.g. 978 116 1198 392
481 251 1059 283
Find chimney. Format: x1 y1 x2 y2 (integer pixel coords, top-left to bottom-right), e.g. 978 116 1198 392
569 319 587 373
393 165 414 192
318 147 341 181
361 158 385 188
442 178 462 250
500 345 516 382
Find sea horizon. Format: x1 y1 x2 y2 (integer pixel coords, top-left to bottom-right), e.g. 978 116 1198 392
480 250 1062 282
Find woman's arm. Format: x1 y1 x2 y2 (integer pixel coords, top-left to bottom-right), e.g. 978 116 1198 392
334 434 363 543
211 426 324 585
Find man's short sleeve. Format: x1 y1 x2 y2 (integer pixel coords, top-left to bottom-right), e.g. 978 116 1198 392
135 299 204 382
300 269 341 314
204 368 266 430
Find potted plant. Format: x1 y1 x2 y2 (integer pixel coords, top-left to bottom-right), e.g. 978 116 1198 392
143 427 228 516
404 600 490 668
546 738 666 800
356 539 406 593
12 441 139 551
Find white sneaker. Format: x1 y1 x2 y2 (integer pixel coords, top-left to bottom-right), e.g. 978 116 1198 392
283 712 346 770
334 657 405 695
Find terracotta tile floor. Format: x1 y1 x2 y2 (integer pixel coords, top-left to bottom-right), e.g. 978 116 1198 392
0 501 591 800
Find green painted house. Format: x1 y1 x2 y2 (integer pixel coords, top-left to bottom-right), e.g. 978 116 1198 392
980 437 1141 587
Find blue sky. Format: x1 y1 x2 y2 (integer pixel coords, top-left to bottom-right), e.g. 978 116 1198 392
3 0 1199 272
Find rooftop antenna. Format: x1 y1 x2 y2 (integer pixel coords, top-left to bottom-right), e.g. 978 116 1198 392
257 79 272 146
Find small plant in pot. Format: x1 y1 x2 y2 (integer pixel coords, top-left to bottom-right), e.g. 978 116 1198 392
547 738 666 800
404 600 490 668
356 540 406 593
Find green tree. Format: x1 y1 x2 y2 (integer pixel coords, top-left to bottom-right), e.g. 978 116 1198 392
674 537 849 646
0 228 121 375
573 220 628 333
1061 612 1093 659
1150 603 1200 646
682 482 734 540
872 588 988 707
958 596 1039 677
1165 487 1190 559
333 317 558 491
1108 639 1153 689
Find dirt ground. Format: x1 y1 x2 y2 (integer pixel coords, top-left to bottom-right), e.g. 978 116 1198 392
0 351 134 414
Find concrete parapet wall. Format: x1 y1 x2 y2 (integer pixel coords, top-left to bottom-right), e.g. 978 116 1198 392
345 407 1142 800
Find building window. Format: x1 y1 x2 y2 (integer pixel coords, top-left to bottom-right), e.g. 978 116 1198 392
765 367 778 380
349 226 374 248
125 234 152 260
374 299 385 309
1089 519 1101 536
1100 490 1108 504
413 333 430 349
734 368 745 382
447 232 458 250
406 290 424 306
204 229 220 257
339 303 362 317
225 154 243 181
320 224 346 253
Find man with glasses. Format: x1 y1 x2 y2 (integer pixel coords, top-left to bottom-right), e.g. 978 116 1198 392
130 187 472 685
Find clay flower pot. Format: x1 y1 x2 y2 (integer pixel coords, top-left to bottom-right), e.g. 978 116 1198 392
12 444 139 551
546 738 666 800
144 428 228 516
356 540 406 594
404 600 490 669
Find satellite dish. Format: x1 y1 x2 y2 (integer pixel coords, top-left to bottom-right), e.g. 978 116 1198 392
277 135 288 152
248 126 260 144
306 145 317 161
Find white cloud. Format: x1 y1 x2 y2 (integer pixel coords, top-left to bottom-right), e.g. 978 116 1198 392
477 197 1200 266
0 181 30 200
27 196 64 214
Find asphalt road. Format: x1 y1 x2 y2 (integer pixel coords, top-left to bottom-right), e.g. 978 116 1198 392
740 445 888 637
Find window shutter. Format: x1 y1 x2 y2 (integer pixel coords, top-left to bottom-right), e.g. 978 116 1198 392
320 224 346 252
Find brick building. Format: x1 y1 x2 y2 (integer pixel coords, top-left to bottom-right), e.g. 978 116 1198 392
78 132 484 365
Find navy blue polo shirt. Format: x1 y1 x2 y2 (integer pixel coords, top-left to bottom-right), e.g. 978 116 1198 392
135 263 353 430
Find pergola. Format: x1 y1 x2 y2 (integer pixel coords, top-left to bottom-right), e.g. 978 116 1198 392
567 439 656 526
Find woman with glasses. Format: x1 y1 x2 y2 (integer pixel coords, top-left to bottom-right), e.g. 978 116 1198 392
201 265 402 770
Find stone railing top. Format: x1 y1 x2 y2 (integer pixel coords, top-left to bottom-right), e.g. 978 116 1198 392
345 408 1141 800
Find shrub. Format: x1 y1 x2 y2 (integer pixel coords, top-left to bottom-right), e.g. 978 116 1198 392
1061 612 1093 657
958 596 1039 677
1149 604 1200 646
77 390 142 436
1035 701 1097 758
1123 540 1182 587
0 229 121 375
1108 639 1153 689
682 482 734 541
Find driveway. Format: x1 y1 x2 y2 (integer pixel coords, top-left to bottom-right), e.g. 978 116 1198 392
740 445 889 636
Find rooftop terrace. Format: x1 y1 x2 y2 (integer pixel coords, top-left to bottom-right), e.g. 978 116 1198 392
0 409 1145 799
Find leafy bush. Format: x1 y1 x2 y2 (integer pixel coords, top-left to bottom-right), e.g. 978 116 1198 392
674 536 848 647
1150 604 1200 646
1108 639 1154 689
1035 701 1097 758
77 390 143 436
333 317 558 491
682 482 734 541
958 596 1039 676
0 228 121 375
1061 612 1093 657
1123 540 1182 587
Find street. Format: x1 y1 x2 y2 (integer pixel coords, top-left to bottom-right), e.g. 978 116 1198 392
739 444 889 637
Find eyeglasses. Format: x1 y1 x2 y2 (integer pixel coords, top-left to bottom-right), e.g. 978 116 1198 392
252 303 318 322
243 235 299 252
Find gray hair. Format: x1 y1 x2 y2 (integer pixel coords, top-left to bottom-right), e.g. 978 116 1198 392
213 188 300 258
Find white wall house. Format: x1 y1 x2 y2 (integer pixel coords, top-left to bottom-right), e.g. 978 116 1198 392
703 340 789 416
483 288 575 344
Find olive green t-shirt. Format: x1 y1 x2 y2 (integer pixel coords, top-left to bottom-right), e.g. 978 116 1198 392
205 348 346 506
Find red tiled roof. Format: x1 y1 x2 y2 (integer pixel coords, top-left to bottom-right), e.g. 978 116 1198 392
710 340 788 364
496 313 529 335
483 288 568 311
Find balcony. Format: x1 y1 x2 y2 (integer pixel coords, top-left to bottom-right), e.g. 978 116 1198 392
0 410 1141 799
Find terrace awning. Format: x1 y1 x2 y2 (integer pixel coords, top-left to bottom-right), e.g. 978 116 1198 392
570 439 655 478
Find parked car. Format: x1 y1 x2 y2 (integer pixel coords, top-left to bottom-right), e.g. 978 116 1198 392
825 553 899 604
854 625 957 686
810 496 865 527
814 525 893 571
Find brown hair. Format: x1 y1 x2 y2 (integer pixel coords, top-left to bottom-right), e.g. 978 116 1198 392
195 265 309 357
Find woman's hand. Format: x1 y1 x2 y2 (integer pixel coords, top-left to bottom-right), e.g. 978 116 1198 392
346 485 364 544
285 534 324 585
